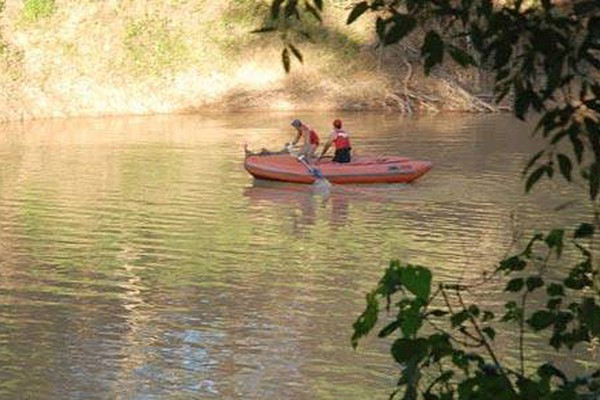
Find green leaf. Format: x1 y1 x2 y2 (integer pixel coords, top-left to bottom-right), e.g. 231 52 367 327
590 162 600 200
581 298 600 335
501 301 522 322
547 297 562 310
284 0 300 18
550 129 569 144
378 261 403 298
251 26 277 33
282 48 291 72
384 14 416 45
584 117 600 157
271 0 285 19
370 0 385 10
451 310 469 327
523 150 544 176
351 292 379 348
288 44 303 63
497 255 526 273
375 17 386 41
482 326 496 340
428 333 453 360
505 278 524 292
422 31 444 75
538 363 567 381
546 283 565 297
400 303 424 337
528 310 556 331
378 319 401 338
482 311 495 322
525 165 547 193
347 1 369 25
526 276 544 292
447 44 477 67
452 351 468 370
494 40 512 69
427 309 449 317
391 338 429 364
515 378 540 399
534 108 561 135
401 265 432 301
468 304 480 318
574 223 594 238
557 153 573 181
592 83 600 100
569 132 584 163
304 2 322 22
545 229 564 257
564 257 593 289
515 90 534 120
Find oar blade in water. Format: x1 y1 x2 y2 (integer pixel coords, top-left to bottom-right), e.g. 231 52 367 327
312 177 332 192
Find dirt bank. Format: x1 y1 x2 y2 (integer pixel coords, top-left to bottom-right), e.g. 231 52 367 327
0 0 499 122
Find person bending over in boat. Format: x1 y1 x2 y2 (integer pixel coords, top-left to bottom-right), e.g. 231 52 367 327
318 119 352 163
289 119 320 158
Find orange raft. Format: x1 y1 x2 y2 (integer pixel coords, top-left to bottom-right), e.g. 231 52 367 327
244 153 433 184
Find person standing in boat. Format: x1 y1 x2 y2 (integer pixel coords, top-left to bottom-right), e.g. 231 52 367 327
318 119 352 163
290 119 320 158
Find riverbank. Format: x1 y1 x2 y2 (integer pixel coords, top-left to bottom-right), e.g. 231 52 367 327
0 0 500 122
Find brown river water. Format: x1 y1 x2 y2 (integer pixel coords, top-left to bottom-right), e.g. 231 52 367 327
0 112 596 399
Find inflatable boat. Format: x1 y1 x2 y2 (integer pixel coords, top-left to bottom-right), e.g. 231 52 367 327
244 151 432 184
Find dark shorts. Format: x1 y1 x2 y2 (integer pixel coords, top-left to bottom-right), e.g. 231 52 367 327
333 147 351 163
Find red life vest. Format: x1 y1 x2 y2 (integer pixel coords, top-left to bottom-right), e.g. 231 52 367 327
309 129 320 146
332 128 351 149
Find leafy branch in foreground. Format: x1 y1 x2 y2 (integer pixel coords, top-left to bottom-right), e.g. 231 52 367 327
254 1 600 398
251 0 324 72
352 223 599 399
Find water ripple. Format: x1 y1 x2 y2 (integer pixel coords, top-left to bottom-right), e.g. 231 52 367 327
0 113 589 400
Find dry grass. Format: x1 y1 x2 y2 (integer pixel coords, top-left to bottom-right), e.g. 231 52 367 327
0 0 492 122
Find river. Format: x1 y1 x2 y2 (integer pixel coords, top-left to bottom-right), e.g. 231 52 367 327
0 112 595 399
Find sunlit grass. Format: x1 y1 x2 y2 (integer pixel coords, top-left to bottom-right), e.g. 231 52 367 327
0 35 24 83
0 0 405 119
123 15 189 76
21 0 55 23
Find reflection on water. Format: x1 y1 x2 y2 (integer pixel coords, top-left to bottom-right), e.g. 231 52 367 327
0 113 594 399
244 180 421 231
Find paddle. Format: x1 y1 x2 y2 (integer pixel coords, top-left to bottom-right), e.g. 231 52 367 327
286 144 331 186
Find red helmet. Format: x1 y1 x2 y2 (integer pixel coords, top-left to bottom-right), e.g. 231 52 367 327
333 119 342 129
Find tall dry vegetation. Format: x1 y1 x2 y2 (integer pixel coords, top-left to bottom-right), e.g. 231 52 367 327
0 0 495 122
